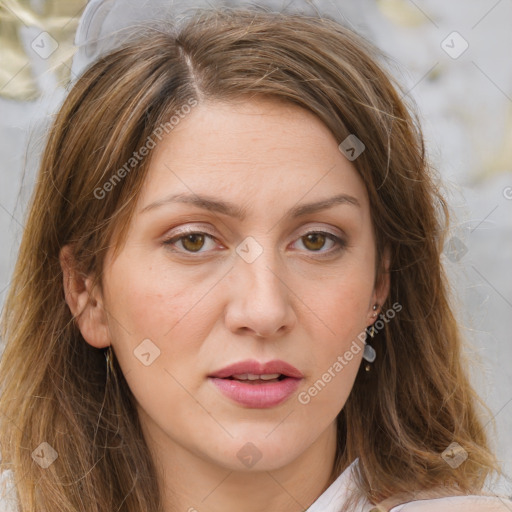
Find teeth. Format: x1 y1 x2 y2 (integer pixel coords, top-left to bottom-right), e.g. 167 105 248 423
232 373 281 381
259 373 281 380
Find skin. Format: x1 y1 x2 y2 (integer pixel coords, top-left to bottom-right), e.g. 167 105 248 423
61 98 390 512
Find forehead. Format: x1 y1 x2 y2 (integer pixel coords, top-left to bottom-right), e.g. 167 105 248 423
137 98 370 217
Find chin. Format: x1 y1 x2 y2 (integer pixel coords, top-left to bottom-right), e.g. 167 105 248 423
204 433 305 473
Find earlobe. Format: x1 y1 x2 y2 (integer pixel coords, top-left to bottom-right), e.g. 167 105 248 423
59 245 110 349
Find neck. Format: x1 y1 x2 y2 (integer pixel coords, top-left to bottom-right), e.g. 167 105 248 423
143 419 339 512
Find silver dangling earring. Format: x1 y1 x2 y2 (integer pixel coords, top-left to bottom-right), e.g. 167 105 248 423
363 304 378 371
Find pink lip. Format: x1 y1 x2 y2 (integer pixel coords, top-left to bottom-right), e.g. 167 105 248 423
208 359 303 408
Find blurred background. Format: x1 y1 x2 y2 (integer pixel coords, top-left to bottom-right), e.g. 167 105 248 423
1 0 511 495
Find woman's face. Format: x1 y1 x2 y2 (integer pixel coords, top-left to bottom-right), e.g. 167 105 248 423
95 98 388 472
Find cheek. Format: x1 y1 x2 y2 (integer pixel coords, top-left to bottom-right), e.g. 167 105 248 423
102 255 222 386
295 282 369 418
298 253 374 380
105 255 211 337
102 258 218 415
304 262 374 338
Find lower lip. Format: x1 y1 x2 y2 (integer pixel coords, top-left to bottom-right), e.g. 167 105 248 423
209 377 302 408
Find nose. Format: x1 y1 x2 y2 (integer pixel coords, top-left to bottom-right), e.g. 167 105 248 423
223 249 297 338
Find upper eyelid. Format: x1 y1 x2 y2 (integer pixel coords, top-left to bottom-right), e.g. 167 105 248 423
165 222 345 239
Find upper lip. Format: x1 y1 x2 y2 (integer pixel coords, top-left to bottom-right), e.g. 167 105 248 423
208 359 303 379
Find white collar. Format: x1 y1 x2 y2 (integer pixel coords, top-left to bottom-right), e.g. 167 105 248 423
306 458 374 512
304 460 512 512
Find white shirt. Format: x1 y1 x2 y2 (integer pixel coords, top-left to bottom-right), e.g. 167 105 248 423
306 458 512 512
0 470 17 512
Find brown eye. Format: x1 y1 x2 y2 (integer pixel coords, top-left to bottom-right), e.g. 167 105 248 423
163 231 217 254
163 229 345 257
181 233 206 252
293 231 346 257
302 232 327 251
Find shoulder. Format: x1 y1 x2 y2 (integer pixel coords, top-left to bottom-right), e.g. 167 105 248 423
386 494 512 511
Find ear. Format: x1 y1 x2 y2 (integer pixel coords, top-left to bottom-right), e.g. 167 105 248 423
369 245 391 322
59 244 111 349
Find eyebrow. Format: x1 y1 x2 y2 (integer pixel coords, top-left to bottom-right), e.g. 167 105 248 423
140 192 360 219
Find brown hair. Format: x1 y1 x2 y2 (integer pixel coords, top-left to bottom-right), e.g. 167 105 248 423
0 7 499 511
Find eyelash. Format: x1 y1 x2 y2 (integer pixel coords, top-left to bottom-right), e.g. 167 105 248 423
162 228 347 258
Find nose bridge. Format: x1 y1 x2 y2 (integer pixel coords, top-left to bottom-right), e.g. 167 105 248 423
237 234 286 301
226 234 295 336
